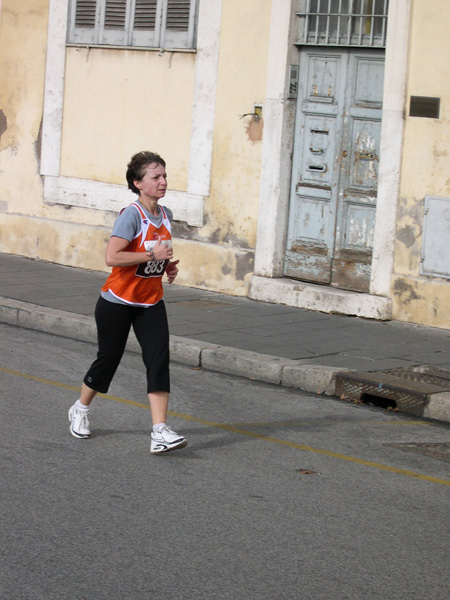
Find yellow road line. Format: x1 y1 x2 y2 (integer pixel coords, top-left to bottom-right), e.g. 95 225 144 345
218 419 430 428
2 366 449 486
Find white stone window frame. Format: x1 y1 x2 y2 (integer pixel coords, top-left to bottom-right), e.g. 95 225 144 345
40 0 222 227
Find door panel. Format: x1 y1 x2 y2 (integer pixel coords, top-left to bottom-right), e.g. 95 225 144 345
354 57 384 105
285 48 384 292
285 186 332 283
301 115 336 186
332 52 384 291
285 50 345 284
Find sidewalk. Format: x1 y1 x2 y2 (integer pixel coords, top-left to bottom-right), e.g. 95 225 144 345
1 252 450 423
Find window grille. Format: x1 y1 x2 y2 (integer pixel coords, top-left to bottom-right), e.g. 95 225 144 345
68 0 197 49
296 0 389 47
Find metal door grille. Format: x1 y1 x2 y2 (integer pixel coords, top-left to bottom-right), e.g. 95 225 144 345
296 0 389 47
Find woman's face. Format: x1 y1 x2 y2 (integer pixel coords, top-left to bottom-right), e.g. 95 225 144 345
135 163 167 201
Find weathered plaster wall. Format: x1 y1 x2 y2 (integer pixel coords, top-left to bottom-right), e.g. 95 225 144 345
0 0 272 298
203 0 271 252
163 0 272 294
0 1 115 265
0 0 49 243
392 0 450 328
61 47 195 191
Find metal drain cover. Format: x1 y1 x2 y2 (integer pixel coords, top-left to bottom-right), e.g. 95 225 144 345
335 368 450 416
384 442 450 463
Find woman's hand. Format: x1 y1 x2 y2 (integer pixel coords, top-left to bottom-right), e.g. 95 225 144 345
166 259 179 284
150 236 173 261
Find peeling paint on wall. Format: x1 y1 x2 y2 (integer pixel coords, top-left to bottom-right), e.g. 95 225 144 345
391 275 450 329
396 225 416 248
0 110 7 140
209 227 222 245
393 278 422 302
433 143 448 159
246 117 264 143
235 251 254 281
396 196 423 223
35 117 42 162
221 263 232 276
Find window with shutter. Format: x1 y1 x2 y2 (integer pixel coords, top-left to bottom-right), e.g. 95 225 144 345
68 0 197 49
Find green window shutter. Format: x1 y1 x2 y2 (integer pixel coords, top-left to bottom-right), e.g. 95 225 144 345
166 0 191 32
104 0 127 30
75 0 97 28
134 0 158 30
131 0 159 46
162 0 196 48
70 0 98 43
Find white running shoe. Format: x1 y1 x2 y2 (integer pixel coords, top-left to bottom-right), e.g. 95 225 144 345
68 403 90 439
150 426 187 454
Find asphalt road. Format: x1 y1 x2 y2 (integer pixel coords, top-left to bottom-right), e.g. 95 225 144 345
1 323 449 600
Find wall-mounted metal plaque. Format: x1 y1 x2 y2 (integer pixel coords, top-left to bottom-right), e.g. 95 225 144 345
409 96 440 119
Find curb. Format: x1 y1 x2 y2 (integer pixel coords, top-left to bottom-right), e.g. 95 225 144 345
0 296 343 396
1 296 449 424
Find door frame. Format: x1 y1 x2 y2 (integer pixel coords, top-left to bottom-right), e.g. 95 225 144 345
253 0 411 313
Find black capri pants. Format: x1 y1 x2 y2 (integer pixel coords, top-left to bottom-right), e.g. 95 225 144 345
83 296 170 394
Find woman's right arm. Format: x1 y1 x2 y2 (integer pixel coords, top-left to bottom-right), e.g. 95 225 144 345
105 236 173 267
105 236 150 267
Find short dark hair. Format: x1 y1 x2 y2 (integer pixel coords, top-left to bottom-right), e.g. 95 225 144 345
126 151 166 194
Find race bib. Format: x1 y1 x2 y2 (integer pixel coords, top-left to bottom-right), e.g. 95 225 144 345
135 239 172 278
135 259 168 278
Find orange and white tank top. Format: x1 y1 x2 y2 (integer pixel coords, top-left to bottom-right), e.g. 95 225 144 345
101 202 172 307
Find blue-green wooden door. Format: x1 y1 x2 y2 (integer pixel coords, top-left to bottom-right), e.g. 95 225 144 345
285 47 384 292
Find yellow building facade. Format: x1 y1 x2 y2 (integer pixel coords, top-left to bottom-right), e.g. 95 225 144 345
392 2 450 327
0 1 449 329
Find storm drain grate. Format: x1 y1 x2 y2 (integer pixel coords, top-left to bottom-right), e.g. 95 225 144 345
384 443 450 463
335 367 450 416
